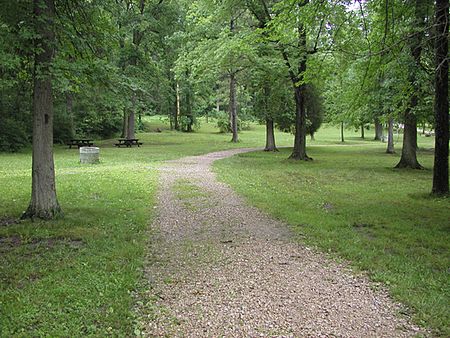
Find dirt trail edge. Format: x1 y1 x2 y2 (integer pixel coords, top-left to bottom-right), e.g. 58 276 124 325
138 148 424 337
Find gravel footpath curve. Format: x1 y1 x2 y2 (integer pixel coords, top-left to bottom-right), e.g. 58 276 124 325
139 148 424 337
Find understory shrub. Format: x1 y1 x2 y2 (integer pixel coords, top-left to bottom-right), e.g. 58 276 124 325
0 118 29 152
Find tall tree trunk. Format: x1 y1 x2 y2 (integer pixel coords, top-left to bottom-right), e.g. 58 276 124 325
23 0 61 220
289 84 310 160
185 81 193 132
374 118 383 140
386 117 395 154
229 72 238 143
396 0 425 169
229 18 238 143
127 95 136 139
175 82 180 131
121 111 128 138
432 0 449 195
263 84 277 151
288 24 311 161
361 124 365 139
341 122 345 143
264 118 278 151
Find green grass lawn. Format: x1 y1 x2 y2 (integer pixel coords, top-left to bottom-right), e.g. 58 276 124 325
0 117 447 335
215 127 450 336
0 117 290 336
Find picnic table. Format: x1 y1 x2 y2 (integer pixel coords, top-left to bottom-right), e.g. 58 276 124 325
115 138 143 147
67 139 94 149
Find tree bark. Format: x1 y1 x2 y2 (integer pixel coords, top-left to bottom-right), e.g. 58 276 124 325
185 81 193 132
432 0 449 195
23 0 61 220
264 118 278 151
229 72 238 143
121 111 127 138
395 0 425 169
386 117 395 154
341 122 345 143
175 82 180 131
374 118 383 140
361 124 365 139
126 95 136 139
288 24 311 161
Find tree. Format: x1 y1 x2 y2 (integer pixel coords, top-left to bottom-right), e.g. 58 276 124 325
431 0 449 195
22 0 61 219
395 0 427 169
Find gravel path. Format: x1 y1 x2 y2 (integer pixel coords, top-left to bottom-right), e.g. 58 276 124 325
139 148 423 337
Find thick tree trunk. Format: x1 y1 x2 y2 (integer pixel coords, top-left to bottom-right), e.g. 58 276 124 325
396 111 422 168
289 85 311 160
386 118 395 154
374 118 383 140
396 0 425 169
23 0 61 220
288 24 311 161
229 72 238 143
432 0 449 195
361 124 365 139
264 118 278 151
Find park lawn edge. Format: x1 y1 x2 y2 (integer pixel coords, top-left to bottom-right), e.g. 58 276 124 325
213 146 449 336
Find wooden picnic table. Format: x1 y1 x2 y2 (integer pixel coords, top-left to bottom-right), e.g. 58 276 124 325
67 139 94 149
115 138 143 147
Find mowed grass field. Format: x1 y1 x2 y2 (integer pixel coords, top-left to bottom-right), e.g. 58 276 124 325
1 116 448 335
0 117 289 336
215 126 449 336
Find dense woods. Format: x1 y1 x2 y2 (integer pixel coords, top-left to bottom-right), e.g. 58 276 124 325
0 0 448 218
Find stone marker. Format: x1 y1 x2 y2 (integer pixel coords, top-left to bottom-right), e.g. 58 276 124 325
80 147 100 164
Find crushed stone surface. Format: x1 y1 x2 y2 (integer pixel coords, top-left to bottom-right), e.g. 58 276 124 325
138 148 425 337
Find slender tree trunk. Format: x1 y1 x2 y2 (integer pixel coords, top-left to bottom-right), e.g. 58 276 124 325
396 0 425 169
341 122 345 143
185 81 193 132
361 124 365 139
264 118 278 151
432 0 449 195
229 72 238 143
175 82 180 131
126 94 136 139
23 0 61 220
386 117 395 154
374 118 383 140
121 111 127 138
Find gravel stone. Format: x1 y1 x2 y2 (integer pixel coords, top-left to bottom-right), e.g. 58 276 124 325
139 149 425 337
